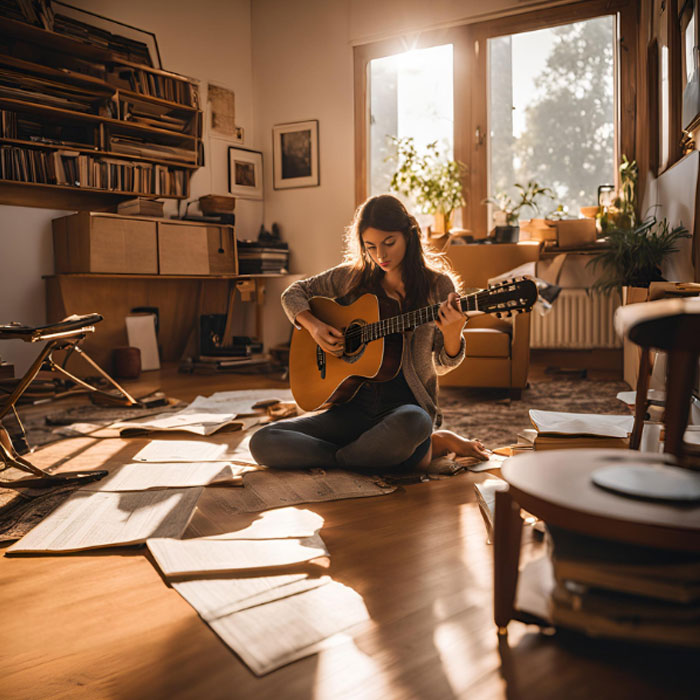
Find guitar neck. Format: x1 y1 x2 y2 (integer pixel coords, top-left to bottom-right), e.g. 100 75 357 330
362 290 482 342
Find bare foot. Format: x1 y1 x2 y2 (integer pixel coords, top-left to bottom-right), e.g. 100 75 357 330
431 430 491 461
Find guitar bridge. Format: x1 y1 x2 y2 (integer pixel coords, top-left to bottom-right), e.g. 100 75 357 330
316 345 326 379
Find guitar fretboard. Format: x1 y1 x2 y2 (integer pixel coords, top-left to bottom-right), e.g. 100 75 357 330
361 289 484 342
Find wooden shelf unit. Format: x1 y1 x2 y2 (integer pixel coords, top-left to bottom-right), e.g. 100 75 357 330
0 14 202 208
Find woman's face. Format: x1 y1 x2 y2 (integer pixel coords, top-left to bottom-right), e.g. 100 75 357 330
361 227 407 274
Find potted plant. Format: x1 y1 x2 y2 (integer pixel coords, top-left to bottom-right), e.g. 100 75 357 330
598 155 638 234
388 136 467 235
588 216 690 294
485 181 555 242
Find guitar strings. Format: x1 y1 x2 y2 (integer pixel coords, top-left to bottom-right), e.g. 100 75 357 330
341 282 534 342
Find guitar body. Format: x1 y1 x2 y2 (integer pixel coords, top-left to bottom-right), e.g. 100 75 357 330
289 278 538 412
290 294 403 411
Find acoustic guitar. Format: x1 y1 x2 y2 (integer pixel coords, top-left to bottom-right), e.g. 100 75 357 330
289 277 538 411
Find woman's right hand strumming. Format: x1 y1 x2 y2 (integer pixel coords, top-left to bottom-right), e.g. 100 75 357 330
296 311 345 356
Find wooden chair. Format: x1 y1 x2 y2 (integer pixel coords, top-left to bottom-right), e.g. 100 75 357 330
616 297 700 466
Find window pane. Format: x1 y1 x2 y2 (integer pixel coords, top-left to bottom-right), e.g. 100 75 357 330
369 44 453 198
488 17 615 222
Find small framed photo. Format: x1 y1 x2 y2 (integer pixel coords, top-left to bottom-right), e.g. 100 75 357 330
272 119 319 189
228 147 263 199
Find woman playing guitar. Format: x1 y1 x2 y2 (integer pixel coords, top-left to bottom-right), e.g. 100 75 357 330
250 194 490 472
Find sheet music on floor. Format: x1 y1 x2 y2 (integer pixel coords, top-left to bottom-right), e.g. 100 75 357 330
134 439 238 463
173 573 330 619
113 388 293 437
80 462 253 491
195 507 324 540
529 409 634 438
147 533 328 577
207 579 370 675
214 468 397 514
7 488 202 553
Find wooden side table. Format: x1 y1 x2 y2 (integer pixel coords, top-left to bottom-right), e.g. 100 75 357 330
494 449 700 631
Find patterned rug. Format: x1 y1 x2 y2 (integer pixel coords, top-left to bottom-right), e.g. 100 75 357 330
439 376 630 448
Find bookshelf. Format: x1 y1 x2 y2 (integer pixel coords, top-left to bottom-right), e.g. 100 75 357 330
0 12 202 209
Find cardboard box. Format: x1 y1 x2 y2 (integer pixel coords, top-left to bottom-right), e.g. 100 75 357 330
52 212 158 274
158 223 236 275
554 218 597 248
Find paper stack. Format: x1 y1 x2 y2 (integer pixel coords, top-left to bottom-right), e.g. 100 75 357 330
546 525 700 647
529 409 634 450
147 507 370 675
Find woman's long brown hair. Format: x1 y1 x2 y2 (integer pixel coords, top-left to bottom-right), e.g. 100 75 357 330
342 194 461 310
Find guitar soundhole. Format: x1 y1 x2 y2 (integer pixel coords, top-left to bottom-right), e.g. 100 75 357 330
342 321 365 361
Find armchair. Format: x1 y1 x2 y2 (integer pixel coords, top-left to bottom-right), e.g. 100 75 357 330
440 242 541 398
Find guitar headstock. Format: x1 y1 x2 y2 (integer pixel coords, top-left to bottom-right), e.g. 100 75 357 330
481 277 538 317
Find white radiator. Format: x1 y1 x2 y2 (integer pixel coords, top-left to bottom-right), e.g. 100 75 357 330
530 289 622 349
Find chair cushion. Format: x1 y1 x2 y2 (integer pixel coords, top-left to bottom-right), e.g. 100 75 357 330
464 328 511 358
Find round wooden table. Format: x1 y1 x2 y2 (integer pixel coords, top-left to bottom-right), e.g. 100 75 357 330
493 449 700 630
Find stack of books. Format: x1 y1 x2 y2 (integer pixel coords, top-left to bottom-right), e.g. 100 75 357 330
528 409 634 450
117 197 164 217
237 240 289 274
545 525 700 647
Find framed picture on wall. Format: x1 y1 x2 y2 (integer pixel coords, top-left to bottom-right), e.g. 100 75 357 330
272 120 319 189
228 147 263 199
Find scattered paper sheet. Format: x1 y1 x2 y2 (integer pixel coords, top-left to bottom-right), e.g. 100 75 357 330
455 452 509 472
113 389 292 437
134 440 231 463
80 462 250 492
207 580 370 675
215 469 396 514
199 507 324 540
173 574 330 619
7 488 202 553
529 409 634 438
147 533 328 577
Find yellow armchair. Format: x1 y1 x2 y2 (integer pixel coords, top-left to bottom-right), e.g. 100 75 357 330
441 242 541 398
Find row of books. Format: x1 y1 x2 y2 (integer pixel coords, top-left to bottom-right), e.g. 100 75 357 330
108 134 197 164
0 145 187 195
53 13 153 67
545 525 700 647
508 410 635 454
109 67 199 108
120 100 192 134
0 0 53 30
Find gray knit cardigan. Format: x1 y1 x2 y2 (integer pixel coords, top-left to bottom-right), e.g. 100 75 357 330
281 264 465 427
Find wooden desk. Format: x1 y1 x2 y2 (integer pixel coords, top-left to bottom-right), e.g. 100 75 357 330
494 449 700 630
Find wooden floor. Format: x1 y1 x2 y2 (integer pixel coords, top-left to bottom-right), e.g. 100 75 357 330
1 366 697 700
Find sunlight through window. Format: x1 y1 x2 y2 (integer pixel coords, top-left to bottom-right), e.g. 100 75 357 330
488 16 616 219
369 44 454 197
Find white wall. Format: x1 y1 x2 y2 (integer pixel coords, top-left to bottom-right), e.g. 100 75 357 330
0 0 256 372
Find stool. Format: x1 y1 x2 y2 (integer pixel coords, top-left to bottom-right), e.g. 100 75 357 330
0 313 137 486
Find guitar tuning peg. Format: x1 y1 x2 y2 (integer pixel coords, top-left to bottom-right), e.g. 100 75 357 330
506 311 512 318
496 312 502 318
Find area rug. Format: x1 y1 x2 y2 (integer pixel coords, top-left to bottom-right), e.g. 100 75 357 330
439 376 630 449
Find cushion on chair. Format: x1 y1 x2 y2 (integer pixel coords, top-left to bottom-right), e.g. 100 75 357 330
464 328 511 358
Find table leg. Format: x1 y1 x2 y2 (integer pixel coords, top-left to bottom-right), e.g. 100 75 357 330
493 488 523 632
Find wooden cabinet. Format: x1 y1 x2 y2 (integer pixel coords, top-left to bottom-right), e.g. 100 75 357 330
52 213 237 276
0 13 201 210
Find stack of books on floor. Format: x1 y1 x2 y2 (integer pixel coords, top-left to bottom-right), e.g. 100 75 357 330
527 409 634 450
545 525 700 647
237 240 289 274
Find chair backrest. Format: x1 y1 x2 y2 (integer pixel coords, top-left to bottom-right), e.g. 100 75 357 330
616 298 700 463
446 242 541 329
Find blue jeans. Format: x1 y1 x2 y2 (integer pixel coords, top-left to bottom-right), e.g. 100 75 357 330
249 400 433 472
